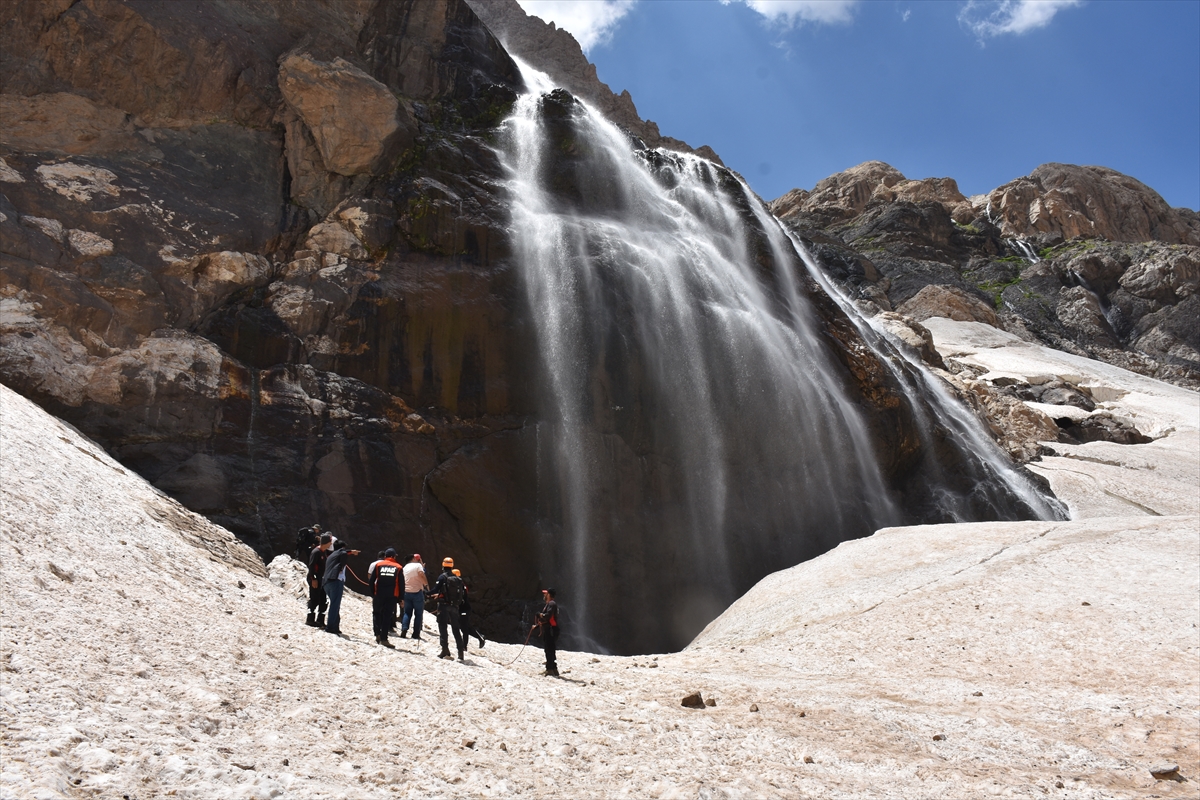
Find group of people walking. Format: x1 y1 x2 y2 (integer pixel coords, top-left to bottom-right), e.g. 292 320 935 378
299 526 561 675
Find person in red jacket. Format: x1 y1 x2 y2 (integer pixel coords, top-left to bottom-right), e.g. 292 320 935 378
369 548 403 648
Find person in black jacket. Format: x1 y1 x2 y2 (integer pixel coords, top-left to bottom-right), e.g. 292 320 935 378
322 540 360 636
432 557 466 660
535 588 560 677
295 524 323 559
453 569 485 650
305 533 333 627
370 549 403 647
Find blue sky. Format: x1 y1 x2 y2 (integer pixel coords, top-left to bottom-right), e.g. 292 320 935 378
516 1 1200 210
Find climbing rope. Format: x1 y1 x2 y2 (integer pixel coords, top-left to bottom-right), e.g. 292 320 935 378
503 624 537 666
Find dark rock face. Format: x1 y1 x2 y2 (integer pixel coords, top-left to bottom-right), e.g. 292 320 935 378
1 0 540 637
771 163 1200 389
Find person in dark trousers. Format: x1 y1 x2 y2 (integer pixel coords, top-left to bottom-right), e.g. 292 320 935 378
322 540 360 635
535 588 559 677
370 549 403 647
305 533 333 627
400 553 428 640
452 569 486 649
432 557 466 660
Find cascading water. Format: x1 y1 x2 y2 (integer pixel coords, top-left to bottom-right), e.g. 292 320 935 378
498 63 1062 654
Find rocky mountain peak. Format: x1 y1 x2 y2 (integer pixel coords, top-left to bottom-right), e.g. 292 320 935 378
769 161 975 227
981 162 1200 246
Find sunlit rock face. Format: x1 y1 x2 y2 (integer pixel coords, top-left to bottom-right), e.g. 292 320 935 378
771 162 1200 390
1 0 1058 654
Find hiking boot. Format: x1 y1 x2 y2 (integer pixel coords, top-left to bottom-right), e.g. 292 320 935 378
413 634 422 641
542 667 559 677
381 639 395 649
457 650 465 661
305 612 317 627
315 614 325 628
399 630 408 639
476 633 486 648
439 647 453 660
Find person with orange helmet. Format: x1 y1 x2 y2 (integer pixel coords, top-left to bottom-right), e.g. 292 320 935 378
432 557 467 660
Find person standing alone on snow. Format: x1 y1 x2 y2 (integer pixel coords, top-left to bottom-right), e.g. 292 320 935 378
400 553 428 640
433 557 467 660
322 540 360 636
535 588 560 677
305 533 333 628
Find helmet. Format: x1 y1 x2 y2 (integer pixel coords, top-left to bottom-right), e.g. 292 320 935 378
452 569 461 577
442 557 454 567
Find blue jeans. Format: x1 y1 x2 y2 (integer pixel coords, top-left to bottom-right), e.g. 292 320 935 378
401 591 424 636
325 579 345 633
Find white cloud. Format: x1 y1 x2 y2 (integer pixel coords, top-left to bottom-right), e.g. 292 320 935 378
958 0 1083 39
516 0 637 52
720 0 860 28
901 8 912 23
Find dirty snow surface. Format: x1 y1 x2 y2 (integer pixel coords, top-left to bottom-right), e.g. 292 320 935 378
2 374 1198 798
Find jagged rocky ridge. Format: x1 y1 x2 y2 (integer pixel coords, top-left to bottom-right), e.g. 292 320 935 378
0 0 1154 654
771 161 1200 393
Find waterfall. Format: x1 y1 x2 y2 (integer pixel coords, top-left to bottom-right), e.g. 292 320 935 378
497 63 1061 654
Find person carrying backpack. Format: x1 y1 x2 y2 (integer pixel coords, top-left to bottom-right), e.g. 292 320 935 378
452 569 486 650
295 523 323 559
535 587 560 677
369 549 403 648
432 557 466 660
305 533 333 627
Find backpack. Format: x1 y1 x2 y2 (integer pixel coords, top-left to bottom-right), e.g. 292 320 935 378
442 574 465 609
294 527 316 557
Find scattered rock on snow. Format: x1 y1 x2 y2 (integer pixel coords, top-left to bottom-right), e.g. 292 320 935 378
681 692 705 709
1149 763 1180 779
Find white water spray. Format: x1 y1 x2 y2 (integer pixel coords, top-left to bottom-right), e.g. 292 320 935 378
497 63 1061 652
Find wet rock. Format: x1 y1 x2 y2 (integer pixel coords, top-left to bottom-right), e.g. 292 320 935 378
873 312 947 369
681 692 705 709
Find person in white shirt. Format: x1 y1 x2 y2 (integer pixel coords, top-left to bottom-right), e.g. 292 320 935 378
400 553 429 640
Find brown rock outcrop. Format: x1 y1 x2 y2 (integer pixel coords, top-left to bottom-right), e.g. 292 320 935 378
898 284 999 327
980 163 1200 246
277 51 414 177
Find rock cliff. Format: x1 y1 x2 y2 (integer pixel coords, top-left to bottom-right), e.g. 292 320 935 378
771 162 1200 390
0 0 1056 654
1 0 533 631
